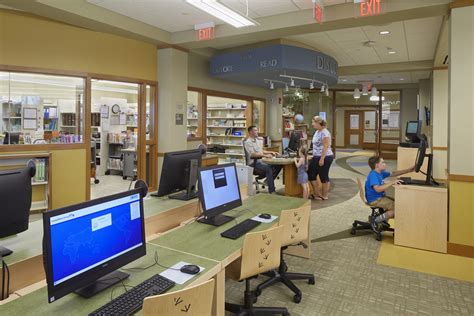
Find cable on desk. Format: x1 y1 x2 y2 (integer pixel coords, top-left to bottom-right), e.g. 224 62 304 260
1 256 10 300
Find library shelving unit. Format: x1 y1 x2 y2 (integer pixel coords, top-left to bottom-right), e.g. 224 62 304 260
0 152 52 213
1 101 23 134
206 96 250 165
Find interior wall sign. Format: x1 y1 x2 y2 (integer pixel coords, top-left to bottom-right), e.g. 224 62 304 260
359 0 382 17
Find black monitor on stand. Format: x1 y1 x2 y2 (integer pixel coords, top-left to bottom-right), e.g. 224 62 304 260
405 120 421 143
286 131 302 154
153 149 202 200
197 163 242 226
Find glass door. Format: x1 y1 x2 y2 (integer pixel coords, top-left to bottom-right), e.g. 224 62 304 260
378 91 401 159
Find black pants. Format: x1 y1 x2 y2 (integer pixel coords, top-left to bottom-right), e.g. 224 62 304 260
308 156 333 183
253 161 282 193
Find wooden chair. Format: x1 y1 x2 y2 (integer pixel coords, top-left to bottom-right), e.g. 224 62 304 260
142 279 214 316
352 178 394 241
225 226 289 316
254 206 315 303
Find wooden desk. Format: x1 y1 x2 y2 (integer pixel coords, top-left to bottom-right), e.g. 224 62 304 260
264 146 280 153
1 194 310 316
394 184 448 253
202 154 219 167
262 157 301 196
397 147 431 180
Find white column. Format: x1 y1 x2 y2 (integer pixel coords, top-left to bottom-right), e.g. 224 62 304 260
432 69 448 180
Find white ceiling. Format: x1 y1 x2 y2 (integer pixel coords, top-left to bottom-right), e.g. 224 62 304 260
286 16 443 67
338 71 431 84
86 0 352 32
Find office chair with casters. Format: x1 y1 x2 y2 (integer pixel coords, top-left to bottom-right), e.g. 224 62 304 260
0 160 36 257
142 279 214 316
254 207 314 304
225 226 289 316
243 140 266 193
352 178 394 241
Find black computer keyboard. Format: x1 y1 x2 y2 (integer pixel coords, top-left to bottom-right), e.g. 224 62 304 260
89 274 175 316
399 177 437 186
221 219 261 239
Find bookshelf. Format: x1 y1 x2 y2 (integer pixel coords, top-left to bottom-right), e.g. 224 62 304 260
206 96 250 165
0 152 51 213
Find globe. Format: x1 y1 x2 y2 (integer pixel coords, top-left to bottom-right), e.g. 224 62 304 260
295 114 304 124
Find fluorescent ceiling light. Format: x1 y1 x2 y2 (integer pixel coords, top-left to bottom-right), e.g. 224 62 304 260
185 0 256 28
379 31 390 35
388 51 396 55
370 96 385 102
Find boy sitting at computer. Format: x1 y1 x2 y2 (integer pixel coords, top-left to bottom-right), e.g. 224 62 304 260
365 156 415 232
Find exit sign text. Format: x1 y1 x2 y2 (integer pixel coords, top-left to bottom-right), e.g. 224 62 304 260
314 4 323 24
360 0 381 17
197 27 214 41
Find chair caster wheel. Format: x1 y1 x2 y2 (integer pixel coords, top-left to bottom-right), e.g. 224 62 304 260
350 228 356 235
375 234 382 241
308 277 315 285
253 295 258 304
94 179 100 184
293 294 302 303
255 289 261 297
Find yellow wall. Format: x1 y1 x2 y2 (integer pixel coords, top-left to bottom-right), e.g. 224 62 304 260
50 149 86 209
0 10 157 81
449 181 474 246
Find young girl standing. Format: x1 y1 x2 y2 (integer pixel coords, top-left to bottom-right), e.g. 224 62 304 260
294 144 310 199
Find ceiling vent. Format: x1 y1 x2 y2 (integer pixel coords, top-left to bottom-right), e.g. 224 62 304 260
363 40 377 47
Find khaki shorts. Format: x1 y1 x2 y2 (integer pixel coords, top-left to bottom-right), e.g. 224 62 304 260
369 196 394 211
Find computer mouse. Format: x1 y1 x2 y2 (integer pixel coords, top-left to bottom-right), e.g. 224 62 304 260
180 264 200 275
259 213 272 220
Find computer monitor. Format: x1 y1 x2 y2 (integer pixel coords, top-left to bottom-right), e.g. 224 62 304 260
413 138 437 185
405 120 421 143
2 132 20 145
0 161 35 257
287 131 302 152
154 149 202 200
43 189 146 302
197 163 242 226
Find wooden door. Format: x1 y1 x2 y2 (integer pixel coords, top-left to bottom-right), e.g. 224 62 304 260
344 111 364 148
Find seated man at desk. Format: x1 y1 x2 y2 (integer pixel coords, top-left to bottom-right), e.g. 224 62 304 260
365 156 414 232
244 126 282 194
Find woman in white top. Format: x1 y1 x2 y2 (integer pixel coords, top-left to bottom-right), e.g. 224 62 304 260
308 116 334 200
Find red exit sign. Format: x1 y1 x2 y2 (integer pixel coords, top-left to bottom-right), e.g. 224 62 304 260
314 4 323 24
360 0 381 17
197 27 214 41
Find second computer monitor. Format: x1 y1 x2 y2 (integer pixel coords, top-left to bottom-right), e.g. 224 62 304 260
197 163 242 226
405 120 421 143
156 149 202 200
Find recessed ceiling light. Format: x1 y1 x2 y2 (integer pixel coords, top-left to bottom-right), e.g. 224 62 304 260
388 51 396 55
399 78 405 81
341 78 347 82
379 31 390 35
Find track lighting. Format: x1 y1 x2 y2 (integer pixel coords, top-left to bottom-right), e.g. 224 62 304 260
285 84 289 92
371 87 378 98
290 78 295 87
309 81 314 89
269 81 274 90
354 88 361 99
325 85 329 97
320 84 325 93
362 85 369 95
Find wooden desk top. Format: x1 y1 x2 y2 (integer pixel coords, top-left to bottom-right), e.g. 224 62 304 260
202 154 219 160
261 157 295 165
0 244 220 314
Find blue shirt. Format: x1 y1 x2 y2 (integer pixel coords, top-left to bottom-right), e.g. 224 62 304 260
365 170 391 203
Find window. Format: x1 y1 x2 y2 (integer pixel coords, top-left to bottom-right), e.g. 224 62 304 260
0 71 85 145
187 90 203 139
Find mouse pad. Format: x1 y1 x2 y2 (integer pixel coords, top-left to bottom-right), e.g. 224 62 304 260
159 261 205 284
251 215 278 224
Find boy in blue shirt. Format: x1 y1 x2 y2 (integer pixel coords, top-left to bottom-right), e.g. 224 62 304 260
365 156 414 232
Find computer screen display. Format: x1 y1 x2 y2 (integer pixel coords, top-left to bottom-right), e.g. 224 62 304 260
49 193 142 285
406 121 419 134
43 189 146 302
200 165 240 211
